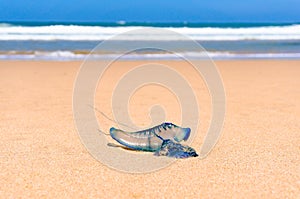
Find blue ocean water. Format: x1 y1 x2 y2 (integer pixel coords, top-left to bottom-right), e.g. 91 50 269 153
0 21 300 60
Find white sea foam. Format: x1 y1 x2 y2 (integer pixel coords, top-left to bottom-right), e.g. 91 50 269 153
0 51 300 60
0 25 300 41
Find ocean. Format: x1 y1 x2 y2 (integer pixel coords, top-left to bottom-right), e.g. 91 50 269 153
0 21 300 60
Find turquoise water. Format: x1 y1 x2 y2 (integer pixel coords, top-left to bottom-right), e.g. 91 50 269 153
2 21 299 27
0 21 300 60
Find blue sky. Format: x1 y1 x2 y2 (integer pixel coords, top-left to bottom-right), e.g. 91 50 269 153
0 0 299 22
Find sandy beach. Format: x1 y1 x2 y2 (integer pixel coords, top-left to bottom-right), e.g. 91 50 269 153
0 60 299 198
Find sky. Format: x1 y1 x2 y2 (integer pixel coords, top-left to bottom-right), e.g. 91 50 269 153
0 0 299 22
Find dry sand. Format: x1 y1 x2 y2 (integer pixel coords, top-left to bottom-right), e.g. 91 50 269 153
0 60 299 198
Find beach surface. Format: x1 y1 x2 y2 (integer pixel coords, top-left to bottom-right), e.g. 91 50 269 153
0 60 299 198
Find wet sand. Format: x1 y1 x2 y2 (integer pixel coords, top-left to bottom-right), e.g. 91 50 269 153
0 60 299 198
